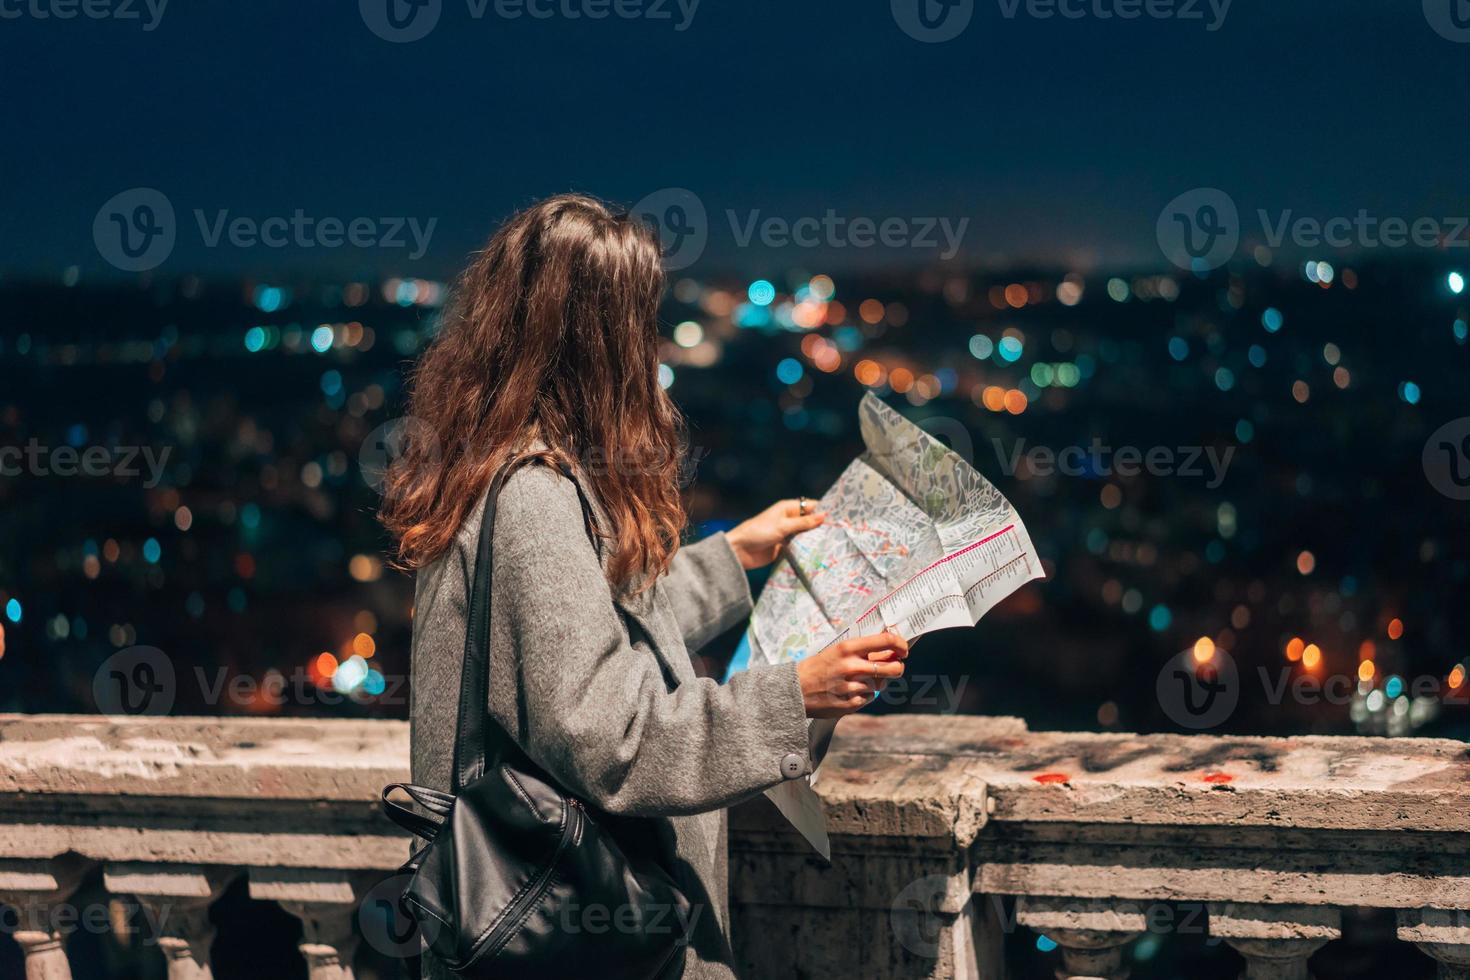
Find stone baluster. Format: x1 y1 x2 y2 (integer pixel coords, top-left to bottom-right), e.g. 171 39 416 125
249 868 371 980
1398 908 1470 980
1015 896 1145 980
0 855 91 980
102 863 236 980
1207 903 1340 980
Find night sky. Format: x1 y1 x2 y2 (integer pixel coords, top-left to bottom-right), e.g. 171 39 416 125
2 0 1468 277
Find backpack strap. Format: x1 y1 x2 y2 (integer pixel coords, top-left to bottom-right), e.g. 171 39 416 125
451 457 600 793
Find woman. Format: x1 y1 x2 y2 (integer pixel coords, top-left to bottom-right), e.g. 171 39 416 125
382 194 908 979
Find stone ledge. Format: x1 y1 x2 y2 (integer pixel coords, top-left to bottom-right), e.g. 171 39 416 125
818 714 1470 833
0 714 408 801
7 713 1470 866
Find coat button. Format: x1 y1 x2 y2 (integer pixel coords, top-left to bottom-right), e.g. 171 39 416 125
780 753 806 779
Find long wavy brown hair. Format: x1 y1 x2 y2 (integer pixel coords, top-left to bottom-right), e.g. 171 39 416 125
380 194 685 592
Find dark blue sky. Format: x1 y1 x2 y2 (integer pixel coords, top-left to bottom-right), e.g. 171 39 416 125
2 0 1467 278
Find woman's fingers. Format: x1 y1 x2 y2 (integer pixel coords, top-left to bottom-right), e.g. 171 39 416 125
779 511 826 535
871 658 905 679
772 499 826 535
842 655 903 678
840 632 908 658
802 631 911 718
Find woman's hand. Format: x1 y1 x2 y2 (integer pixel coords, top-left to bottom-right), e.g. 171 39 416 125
796 632 909 719
726 499 827 570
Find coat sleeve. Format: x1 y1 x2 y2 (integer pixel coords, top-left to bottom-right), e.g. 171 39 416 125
489 465 811 817
660 532 754 652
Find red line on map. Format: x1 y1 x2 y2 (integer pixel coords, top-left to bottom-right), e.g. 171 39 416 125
854 524 1017 622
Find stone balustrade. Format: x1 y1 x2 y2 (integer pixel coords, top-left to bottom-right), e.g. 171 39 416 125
730 714 1470 979
1 713 1467 979
0 715 409 980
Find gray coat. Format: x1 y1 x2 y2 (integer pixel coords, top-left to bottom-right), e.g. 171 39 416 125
409 461 812 979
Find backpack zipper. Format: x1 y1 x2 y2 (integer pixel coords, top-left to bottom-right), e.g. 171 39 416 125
473 797 583 964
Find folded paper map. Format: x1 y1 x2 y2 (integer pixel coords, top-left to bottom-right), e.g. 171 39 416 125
728 392 1043 857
